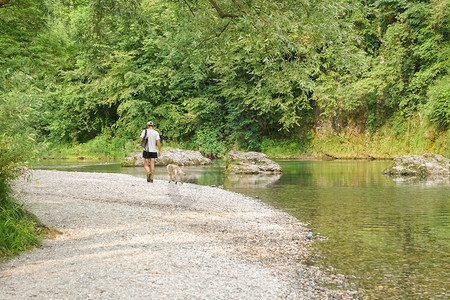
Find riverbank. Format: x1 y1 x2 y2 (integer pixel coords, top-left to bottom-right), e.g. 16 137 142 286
39 151 393 162
1 170 358 299
38 125 450 163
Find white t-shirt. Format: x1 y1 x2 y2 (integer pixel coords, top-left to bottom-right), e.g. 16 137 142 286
140 129 160 152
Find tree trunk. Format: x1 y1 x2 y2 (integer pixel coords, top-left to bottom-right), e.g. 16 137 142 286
0 0 12 8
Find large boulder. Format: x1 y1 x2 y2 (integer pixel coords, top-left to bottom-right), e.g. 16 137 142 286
225 151 282 174
157 148 212 166
122 148 211 167
383 153 449 177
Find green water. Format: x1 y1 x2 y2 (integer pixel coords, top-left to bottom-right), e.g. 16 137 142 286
34 159 450 298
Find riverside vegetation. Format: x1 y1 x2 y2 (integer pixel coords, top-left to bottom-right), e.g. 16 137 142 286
1 0 449 257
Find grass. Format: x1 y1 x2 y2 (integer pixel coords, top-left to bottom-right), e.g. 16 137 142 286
260 138 309 158
0 189 42 259
299 117 450 159
43 134 139 160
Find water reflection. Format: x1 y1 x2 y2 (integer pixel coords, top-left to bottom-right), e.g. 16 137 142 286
224 173 281 188
390 175 450 186
222 160 449 298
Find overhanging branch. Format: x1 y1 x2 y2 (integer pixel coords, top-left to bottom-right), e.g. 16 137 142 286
208 0 238 18
195 20 232 49
183 0 195 16
231 0 243 10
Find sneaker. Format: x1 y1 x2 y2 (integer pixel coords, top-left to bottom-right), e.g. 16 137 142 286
147 173 151 182
150 179 153 183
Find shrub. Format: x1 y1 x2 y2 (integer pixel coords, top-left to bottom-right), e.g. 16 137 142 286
260 138 307 158
192 128 226 158
0 190 41 258
426 76 450 130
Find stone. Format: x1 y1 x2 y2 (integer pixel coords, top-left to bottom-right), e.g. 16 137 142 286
382 153 449 177
122 148 211 167
225 150 282 174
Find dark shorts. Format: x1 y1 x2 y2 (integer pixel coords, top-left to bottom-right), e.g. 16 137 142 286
143 151 158 159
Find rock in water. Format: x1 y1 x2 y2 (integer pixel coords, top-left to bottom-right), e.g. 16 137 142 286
225 150 282 174
156 149 211 166
383 153 449 177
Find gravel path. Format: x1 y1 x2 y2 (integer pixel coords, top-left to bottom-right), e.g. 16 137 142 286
1 170 357 299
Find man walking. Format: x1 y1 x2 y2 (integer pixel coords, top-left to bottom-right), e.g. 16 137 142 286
140 121 162 183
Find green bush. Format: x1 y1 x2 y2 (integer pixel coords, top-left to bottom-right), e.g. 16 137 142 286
0 190 41 258
0 134 41 259
426 76 450 130
260 138 307 158
192 128 225 158
44 134 138 159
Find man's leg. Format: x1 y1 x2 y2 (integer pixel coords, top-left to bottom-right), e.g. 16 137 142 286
150 158 156 181
144 158 150 176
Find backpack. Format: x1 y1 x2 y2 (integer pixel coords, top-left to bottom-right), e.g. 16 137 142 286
141 129 148 149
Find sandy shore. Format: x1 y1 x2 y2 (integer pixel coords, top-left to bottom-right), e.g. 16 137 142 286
1 170 357 299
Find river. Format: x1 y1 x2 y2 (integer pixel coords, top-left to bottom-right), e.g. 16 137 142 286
34 159 450 298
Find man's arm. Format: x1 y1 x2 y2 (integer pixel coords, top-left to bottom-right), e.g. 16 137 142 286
157 140 161 155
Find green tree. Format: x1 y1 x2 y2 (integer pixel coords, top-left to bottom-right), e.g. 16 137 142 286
164 0 365 150
0 0 50 256
3 0 449 160
341 0 450 134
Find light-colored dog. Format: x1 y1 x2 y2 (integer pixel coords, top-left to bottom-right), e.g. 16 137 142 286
167 164 184 184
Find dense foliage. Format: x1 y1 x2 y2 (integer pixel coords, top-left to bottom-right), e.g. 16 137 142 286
1 0 449 159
